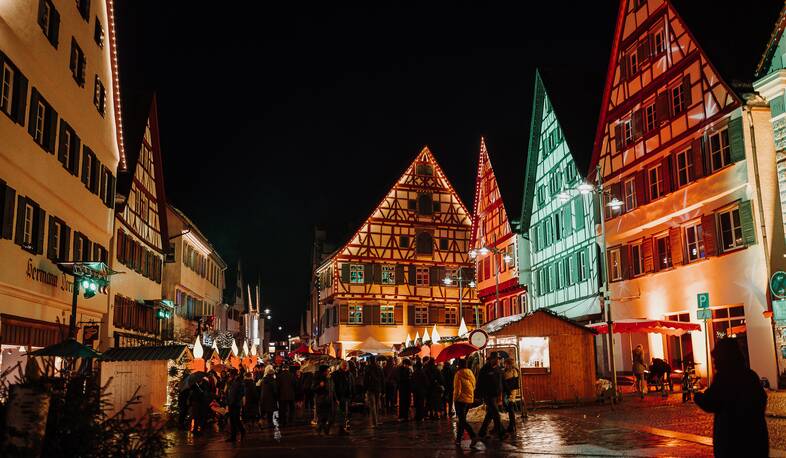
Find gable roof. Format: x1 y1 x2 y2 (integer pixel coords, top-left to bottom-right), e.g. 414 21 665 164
470 138 512 248
101 344 190 362
755 2 786 79
481 308 597 335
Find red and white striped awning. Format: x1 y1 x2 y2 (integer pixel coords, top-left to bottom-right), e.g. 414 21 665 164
587 319 701 336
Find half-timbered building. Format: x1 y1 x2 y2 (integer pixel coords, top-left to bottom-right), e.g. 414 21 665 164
592 0 785 382
108 95 171 348
316 147 479 355
519 70 603 323
470 139 525 324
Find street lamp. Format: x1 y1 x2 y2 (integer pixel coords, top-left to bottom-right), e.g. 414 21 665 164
470 245 513 323
559 166 620 403
443 268 477 329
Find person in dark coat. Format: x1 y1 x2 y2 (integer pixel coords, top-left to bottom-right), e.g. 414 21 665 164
225 369 246 442
177 385 191 430
314 365 332 435
396 358 413 421
363 356 385 427
277 365 296 427
301 370 315 423
241 371 259 430
331 361 354 434
477 356 507 441
188 380 209 436
695 338 768 458
425 357 445 419
411 361 428 421
257 365 279 429
383 357 398 414
441 361 456 417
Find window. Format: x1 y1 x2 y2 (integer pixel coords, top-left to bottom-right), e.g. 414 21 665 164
399 235 410 248
1 63 13 115
536 186 546 207
676 148 693 187
652 29 665 55
648 164 663 200
349 264 364 284
414 305 429 325
34 100 46 144
554 209 562 241
564 256 573 285
439 238 449 250
671 83 685 115
565 163 577 183
549 171 562 196
94 18 104 47
416 163 433 176
417 193 433 216
709 128 731 172
718 207 744 252
622 118 633 146
38 0 59 47
609 248 622 281
624 177 636 211
631 243 643 276
380 305 394 324
685 222 705 262
644 103 656 132
22 202 34 246
76 0 90 20
407 199 417 210
518 337 550 369
665 313 693 370
51 220 61 259
70 39 86 86
577 249 588 281
93 76 105 116
655 235 672 270
415 267 429 286
415 232 433 255
348 305 363 324
628 49 639 75
444 268 459 286
555 260 563 289
444 306 457 325
711 305 748 349
381 265 396 285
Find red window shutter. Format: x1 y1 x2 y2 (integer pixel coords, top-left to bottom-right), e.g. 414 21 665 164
620 245 630 280
631 110 643 139
655 92 670 124
116 230 124 263
635 170 647 206
394 305 403 324
614 123 623 152
702 214 717 257
669 227 684 266
620 55 628 81
339 304 348 323
691 137 704 179
662 155 673 194
642 237 654 273
683 75 692 107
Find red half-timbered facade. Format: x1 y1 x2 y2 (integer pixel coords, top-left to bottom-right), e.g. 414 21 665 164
470 139 525 322
316 147 479 355
591 0 784 383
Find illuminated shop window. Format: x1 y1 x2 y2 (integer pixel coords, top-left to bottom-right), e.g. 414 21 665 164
518 337 550 370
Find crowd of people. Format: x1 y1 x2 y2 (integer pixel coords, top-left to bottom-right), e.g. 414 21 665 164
177 353 523 449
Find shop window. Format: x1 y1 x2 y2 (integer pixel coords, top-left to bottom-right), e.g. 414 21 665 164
414 305 428 325
710 305 749 365
380 305 394 324
518 337 550 372
348 305 363 324
349 264 364 284
665 313 693 370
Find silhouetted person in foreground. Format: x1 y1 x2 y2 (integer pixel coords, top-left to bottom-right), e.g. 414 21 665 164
694 338 768 458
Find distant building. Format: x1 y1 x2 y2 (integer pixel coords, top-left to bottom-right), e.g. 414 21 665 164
308 228 334 345
0 0 121 363
315 147 479 356
593 0 785 383
162 205 226 344
470 139 526 324
108 95 171 348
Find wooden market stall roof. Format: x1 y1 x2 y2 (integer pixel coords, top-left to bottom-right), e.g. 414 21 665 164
481 308 597 336
101 344 191 362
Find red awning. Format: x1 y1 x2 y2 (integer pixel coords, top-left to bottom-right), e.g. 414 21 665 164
587 319 701 336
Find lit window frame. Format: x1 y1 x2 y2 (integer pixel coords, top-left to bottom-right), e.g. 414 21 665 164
349 264 365 284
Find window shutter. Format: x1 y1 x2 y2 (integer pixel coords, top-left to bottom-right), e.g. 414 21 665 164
27 88 39 138
691 137 704 179
563 204 572 236
340 263 349 283
682 75 692 107
11 71 27 125
373 263 382 283
661 155 673 194
14 195 25 246
614 123 623 151
631 110 643 139
728 117 745 163
394 304 403 324
407 304 415 325
637 39 650 63
655 92 670 124
57 121 68 165
72 231 80 260
635 170 647 206
620 245 631 280
84 238 92 262
620 55 628 81
701 214 717 257
50 7 60 47
738 200 756 246
105 173 115 208
81 147 90 186
45 105 58 153
339 304 348 323
417 193 433 215
90 154 100 193
1 184 16 240
669 227 684 266
570 252 579 283
69 134 81 175
33 205 45 254
642 237 654 272
429 266 441 286
363 305 372 325
61 224 70 261
408 264 417 285
364 263 373 284
46 215 56 260
395 264 404 284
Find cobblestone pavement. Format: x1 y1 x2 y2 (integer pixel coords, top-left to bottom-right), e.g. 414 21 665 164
553 391 786 454
168 408 712 457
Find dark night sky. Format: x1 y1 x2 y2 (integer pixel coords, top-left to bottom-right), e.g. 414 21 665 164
114 1 780 333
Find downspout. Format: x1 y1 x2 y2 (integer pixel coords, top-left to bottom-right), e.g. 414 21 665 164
745 94 782 383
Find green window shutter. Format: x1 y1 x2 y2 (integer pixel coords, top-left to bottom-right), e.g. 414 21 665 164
340 263 350 283
574 197 585 230
563 205 572 237
739 200 756 246
728 117 745 163
571 252 579 283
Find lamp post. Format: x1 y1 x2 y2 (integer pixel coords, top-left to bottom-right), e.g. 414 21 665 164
443 267 477 329
469 246 513 323
559 164 622 403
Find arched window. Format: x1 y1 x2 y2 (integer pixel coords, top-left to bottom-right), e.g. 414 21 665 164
416 232 433 255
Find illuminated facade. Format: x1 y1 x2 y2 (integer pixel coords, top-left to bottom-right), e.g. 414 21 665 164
0 0 121 359
316 147 479 356
519 71 602 322
108 96 171 348
470 139 525 323
162 205 227 344
592 0 785 382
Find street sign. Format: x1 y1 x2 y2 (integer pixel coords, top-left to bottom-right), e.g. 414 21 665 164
773 299 786 322
697 292 710 309
771 271 786 299
697 309 712 321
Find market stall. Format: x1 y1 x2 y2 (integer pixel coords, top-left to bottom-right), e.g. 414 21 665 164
482 309 597 403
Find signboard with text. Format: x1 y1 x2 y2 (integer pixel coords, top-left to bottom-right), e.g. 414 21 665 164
697 309 712 321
